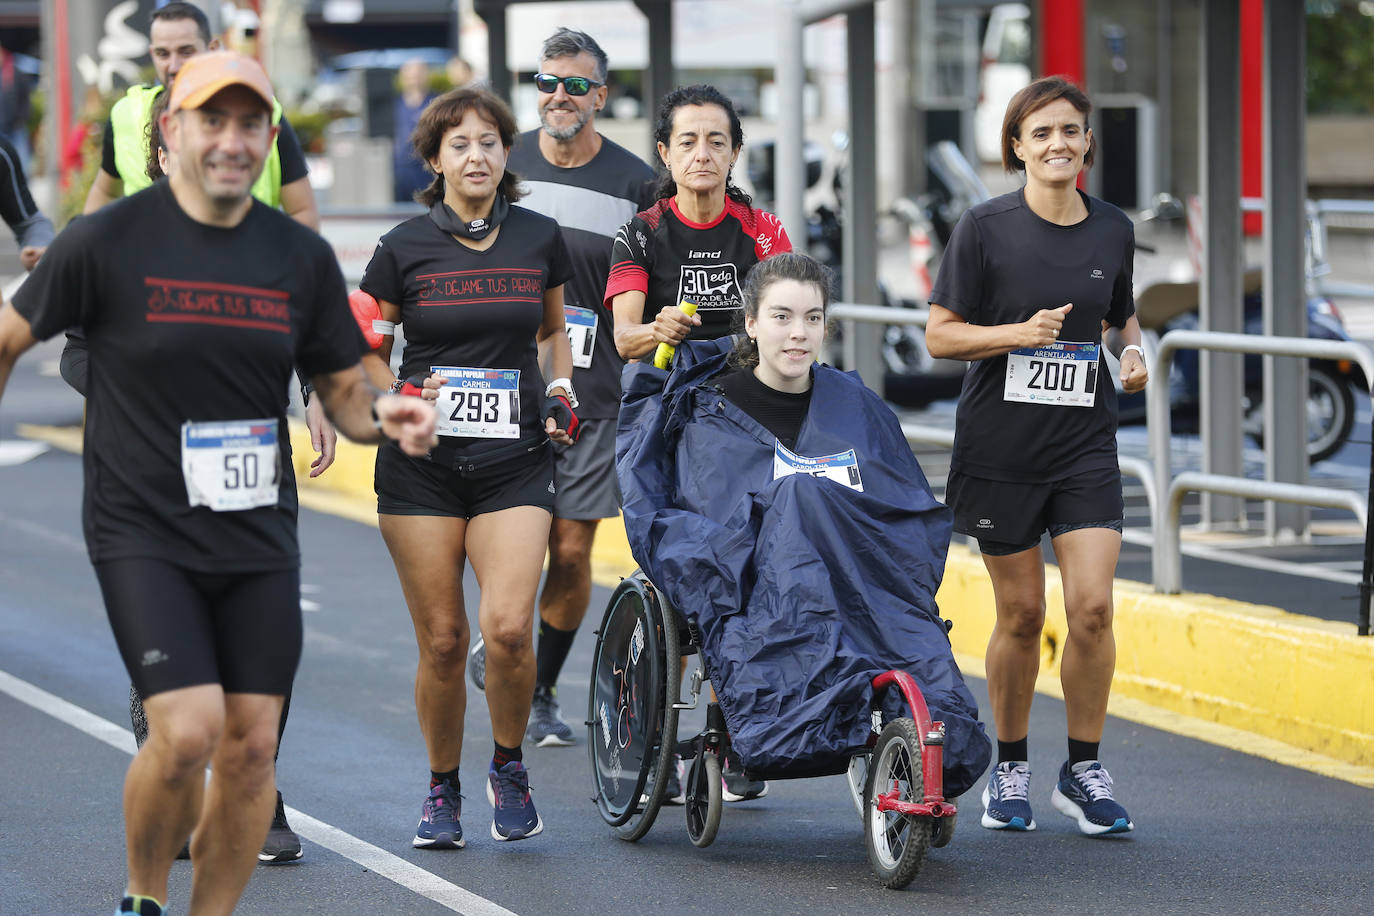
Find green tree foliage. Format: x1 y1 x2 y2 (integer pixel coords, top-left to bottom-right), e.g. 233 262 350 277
1307 1 1374 114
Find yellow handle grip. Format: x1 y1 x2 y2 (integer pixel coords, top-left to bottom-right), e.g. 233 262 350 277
652 301 699 369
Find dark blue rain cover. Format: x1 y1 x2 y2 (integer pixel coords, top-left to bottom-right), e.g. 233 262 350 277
618 339 990 796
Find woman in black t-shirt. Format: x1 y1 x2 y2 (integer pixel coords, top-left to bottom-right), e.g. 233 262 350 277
606 84 791 359
359 87 577 847
926 77 1148 837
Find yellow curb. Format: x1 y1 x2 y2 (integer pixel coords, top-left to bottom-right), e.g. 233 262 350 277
23 422 1374 784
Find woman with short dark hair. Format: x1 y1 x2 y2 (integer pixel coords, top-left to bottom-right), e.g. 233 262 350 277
360 86 579 848
926 75 1148 836
606 84 791 361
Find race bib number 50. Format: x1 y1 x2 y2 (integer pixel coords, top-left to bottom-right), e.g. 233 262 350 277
432 366 520 439
181 419 281 512
773 442 864 492
1004 341 1099 407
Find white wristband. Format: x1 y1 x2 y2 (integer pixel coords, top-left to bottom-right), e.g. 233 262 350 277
1121 344 1145 364
545 377 578 409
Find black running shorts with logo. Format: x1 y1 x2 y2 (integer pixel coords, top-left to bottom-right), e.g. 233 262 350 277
95 557 302 698
551 416 620 520
376 439 555 519
946 465 1124 556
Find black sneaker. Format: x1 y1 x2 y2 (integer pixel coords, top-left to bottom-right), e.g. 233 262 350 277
259 791 303 862
116 895 164 916
526 684 575 747
721 753 768 802
642 754 685 805
468 636 486 692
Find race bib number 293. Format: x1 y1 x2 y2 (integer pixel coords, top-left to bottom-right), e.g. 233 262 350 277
432 366 520 439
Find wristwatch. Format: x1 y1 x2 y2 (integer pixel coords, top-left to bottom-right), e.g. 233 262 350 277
1121 344 1146 364
545 377 579 409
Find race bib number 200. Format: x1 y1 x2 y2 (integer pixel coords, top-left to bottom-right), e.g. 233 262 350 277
773 442 864 492
432 366 520 439
1004 341 1099 407
181 419 281 512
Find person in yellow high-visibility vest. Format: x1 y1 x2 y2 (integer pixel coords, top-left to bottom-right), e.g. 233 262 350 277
83 2 317 231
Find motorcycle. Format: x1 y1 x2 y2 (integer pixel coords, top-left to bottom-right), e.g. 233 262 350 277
1118 274 1361 464
1119 197 1364 463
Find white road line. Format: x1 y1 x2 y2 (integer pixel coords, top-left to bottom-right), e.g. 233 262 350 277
2 515 87 552
0 668 517 916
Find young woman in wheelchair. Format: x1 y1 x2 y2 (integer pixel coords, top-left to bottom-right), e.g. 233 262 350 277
615 251 989 815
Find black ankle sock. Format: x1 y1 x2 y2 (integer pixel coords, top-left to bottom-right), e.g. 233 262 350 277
493 741 522 769
430 767 461 792
1068 737 1099 766
997 737 1029 765
534 618 579 688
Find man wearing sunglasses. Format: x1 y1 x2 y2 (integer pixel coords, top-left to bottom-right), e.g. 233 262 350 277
467 28 654 748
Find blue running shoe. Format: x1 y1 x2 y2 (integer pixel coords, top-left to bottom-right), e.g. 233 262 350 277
1051 760 1134 835
486 761 544 841
413 782 465 849
980 761 1036 830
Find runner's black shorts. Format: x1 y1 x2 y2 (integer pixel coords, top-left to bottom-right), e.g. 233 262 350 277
94 557 302 698
946 465 1124 556
376 438 555 518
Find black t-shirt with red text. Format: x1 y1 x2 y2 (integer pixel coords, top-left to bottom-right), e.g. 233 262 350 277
360 205 573 460
13 181 364 572
604 197 791 342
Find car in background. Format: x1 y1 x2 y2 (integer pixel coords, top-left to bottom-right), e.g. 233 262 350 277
973 3 1031 163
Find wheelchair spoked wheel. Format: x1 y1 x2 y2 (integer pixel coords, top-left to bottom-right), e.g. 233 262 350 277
863 718 933 889
684 751 722 847
587 574 680 841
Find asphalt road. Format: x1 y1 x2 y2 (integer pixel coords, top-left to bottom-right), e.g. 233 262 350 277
2 339 1371 914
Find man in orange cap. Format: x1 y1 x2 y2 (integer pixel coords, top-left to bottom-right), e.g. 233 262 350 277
0 50 437 916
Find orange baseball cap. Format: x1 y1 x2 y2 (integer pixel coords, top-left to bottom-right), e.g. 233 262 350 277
168 50 274 114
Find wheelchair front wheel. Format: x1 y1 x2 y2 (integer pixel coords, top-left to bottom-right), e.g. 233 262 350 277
863 718 933 889
587 575 680 841
684 752 722 847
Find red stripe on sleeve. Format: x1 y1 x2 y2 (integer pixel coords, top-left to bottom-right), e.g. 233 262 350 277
603 263 648 312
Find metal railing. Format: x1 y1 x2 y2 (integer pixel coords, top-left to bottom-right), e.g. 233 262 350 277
1147 329 1374 604
831 300 1374 632
832 301 1159 557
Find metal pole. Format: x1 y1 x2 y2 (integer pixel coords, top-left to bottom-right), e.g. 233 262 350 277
1199 0 1245 528
844 5 882 388
635 0 674 164
776 0 807 248
1262 1 1307 539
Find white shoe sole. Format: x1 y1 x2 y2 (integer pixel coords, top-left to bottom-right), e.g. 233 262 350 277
530 732 575 748
490 815 544 841
1050 787 1133 835
980 785 1036 830
721 781 768 802
412 833 466 849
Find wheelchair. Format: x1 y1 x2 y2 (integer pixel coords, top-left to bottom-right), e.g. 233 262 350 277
587 572 958 890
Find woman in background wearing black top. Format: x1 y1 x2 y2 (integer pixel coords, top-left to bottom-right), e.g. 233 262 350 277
926 76 1147 836
606 84 791 359
359 88 578 848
